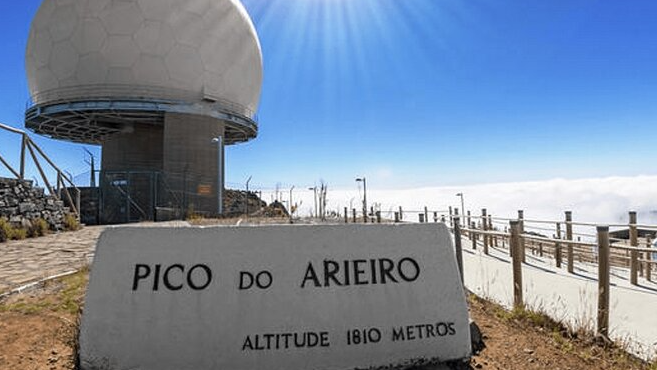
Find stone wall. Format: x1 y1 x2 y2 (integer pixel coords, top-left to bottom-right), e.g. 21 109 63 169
0 177 71 230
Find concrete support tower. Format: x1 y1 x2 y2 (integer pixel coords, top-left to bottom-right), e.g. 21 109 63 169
24 0 263 223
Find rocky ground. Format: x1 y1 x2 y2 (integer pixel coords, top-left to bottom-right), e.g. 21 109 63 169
0 269 653 370
222 189 289 218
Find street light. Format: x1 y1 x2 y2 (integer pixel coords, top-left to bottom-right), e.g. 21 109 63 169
356 177 367 223
211 136 224 216
289 186 295 223
308 186 318 218
456 192 465 227
245 176 252 217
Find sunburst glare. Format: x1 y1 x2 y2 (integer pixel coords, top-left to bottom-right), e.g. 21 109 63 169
242 0 475 121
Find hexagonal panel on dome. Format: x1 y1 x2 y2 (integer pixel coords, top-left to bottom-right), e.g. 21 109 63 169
185 0 212 16
135 21 175 56
133 54 169 86
77 53 108 85
201 0 233 28
29 30 53 68
164 43 204 90
102 36 141 68
83 0 107 14
32 1 56 32
32 66 59 93
71 19 108 53
49 41 79 80
137 0 177 21
99 1 144 36
170 11 205 48
48 5 79 42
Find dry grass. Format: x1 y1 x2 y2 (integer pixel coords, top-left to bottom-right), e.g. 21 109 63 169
0 267 88 315
471 293 655 369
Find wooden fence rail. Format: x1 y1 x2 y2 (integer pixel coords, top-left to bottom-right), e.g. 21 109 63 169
332 202 655 341
453 218 624 339
443 206 657 341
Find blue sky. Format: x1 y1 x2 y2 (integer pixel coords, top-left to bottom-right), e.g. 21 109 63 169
1 0 657 191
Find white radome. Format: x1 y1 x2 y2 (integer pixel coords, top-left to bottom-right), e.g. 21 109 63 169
26 0 263 115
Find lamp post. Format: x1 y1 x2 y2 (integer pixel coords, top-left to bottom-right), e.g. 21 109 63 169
245 176 252 217
211 136 224 216
456 192 465 227
356 177 367 223
308 186 317 218
289 186 295 223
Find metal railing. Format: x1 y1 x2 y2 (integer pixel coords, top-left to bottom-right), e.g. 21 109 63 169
28 83 259 122
0 122 80 218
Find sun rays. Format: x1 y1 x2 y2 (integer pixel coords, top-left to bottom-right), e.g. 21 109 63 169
241 0 474 115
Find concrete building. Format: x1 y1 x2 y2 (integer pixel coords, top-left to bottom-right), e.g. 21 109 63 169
24 0 263 223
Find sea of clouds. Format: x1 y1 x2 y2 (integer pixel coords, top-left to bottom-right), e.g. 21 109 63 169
267 175 657 228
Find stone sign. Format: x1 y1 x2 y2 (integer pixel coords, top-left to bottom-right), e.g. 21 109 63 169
80 223 471 370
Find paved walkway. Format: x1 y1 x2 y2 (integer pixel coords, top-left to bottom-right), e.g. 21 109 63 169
460 236 657 360
0 220 203 294
0 226 106 293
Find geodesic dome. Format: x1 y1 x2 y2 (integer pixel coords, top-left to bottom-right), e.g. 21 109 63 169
26 0 263 120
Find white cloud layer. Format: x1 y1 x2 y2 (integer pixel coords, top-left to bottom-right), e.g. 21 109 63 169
266 175 657 228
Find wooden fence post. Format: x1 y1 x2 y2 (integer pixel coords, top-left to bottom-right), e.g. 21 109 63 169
56 171 62 197
518 210 525 262
597 225 610 339
448 206 453 228
454 216 464 283
399 206 403 221
468 220 474 244
394 212 400 223
424 207 429 225
376 211 381 223
629 211 638 286
489 214 496 248
510 220 523 309
555 223 562 268
433 211 438 223
471 221 477 249
502 227 507 249
26 141 56 197
352 208 357 223
647 237 652 282
75 188 81 221
566 211 574 274
20 134 26 179
344 207 348 223
467 211 472 234
482 208 489 255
